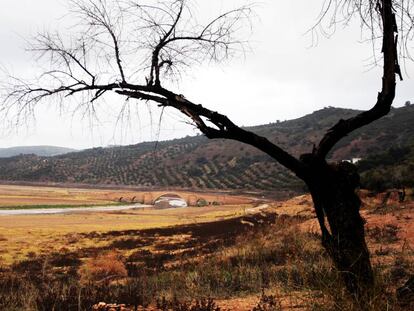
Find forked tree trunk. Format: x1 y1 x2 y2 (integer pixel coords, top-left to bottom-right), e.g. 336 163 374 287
303 157 374 296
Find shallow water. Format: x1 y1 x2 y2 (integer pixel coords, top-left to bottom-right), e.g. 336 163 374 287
0 204 150 216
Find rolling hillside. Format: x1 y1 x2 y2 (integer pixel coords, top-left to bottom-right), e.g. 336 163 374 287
0 146 76 158
0 106 413 192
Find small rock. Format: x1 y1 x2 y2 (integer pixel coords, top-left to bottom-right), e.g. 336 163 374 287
92 302 107 310
92 302 133 311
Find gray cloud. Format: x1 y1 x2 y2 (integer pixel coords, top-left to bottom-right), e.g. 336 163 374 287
0 0 412 149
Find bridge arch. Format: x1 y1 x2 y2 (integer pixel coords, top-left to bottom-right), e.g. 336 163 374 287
154 193 188 209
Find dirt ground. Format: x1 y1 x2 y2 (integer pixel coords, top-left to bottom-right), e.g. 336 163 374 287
215 194 414 310
273 191 414 249
1 185 413 310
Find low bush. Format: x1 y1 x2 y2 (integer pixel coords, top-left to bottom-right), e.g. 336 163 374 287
79 251 127 284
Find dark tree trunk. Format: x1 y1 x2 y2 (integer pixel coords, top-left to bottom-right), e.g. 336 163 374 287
302 156 374 296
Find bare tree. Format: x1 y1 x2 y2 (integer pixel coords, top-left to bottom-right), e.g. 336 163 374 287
2 0 412 297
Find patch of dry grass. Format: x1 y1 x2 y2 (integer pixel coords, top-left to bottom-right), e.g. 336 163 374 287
2 211 411 310
79 251 128 284
0 204 255 265
1 191 413 310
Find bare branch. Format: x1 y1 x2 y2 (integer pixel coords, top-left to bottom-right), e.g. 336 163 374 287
70 0 127 82
310 0 414 62
315 0 399 158
115 86 306 176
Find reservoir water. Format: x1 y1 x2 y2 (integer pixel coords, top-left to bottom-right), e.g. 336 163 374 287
0 204 150 216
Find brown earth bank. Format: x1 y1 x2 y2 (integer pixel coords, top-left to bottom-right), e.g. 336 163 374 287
0 190 413 310
0 183 255 207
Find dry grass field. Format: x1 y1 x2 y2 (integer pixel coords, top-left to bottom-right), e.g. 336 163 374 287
0 204 255 264
0 184 256 265
0 184 413 310
0 184 116 207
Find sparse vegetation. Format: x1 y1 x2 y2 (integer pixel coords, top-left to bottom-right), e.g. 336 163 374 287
0 106 413 193
0 198 413 310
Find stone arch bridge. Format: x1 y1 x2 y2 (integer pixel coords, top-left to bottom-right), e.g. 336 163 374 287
117 191 240 207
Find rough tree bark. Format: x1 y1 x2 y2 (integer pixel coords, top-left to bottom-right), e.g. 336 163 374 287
303 157 374 295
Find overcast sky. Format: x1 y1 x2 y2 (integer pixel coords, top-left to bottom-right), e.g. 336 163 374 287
0 0 412 149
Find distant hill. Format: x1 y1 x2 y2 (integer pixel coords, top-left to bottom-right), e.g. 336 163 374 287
0 146 76 158
0 106 413 192
358 144 414 192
